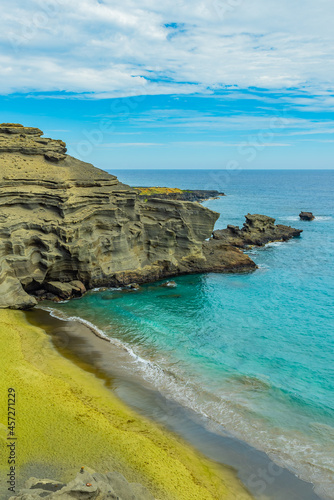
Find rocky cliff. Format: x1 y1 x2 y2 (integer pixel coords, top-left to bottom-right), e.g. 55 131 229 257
0 124 256 309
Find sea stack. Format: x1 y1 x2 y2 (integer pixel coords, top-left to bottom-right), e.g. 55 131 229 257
299 211 315 221
213 214 303 247
0 124 256 309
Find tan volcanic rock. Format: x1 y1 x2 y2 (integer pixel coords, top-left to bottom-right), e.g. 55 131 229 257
213 214 302 247
9 469 155 500
0 124 256 309
0 123 66 161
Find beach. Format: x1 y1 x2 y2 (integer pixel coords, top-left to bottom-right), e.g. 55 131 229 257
0 308 254 500
23 306 324 500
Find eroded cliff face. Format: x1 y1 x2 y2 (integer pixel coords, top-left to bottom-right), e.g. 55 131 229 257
0 124 256 309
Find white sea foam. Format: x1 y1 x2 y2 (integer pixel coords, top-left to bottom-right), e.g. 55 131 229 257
314 216 333 221
280 216 299 222
280 215 332 222
115 354 334 499
38 306 142 361
38 306 334 500
264 241 286 248
91 287 123 292
256 263 269 270
127 350 334 500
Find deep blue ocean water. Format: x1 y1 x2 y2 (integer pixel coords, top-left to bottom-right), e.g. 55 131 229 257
47 170 334 498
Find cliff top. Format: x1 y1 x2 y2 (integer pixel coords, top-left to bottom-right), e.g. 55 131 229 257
0 124 122 187
0 122 67 162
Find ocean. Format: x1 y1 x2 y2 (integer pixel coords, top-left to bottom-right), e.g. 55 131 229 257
42 169 334 499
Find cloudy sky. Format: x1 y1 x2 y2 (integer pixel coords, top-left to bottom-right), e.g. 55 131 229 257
0 0 333 169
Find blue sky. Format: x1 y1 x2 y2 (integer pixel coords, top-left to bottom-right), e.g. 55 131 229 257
0 0 333 169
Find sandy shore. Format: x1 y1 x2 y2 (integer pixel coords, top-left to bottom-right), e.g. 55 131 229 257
22 307 323 500
0 309 254 500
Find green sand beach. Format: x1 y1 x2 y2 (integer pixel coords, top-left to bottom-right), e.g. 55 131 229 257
0 309 253 500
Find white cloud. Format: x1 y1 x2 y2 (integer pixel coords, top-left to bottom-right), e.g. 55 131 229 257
171 141 291 147
113 110 333 134
100 142 165 147
0 0 333 100
78 140 291 148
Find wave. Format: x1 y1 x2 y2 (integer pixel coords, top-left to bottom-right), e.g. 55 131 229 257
39 305 334 500
120 349 334 500
256 263 270 270
91 286 123 292
230 374 272 391
314 216 333 221
280 216 300 222
280 215 332 222
264 241 286 248
37 306 152 366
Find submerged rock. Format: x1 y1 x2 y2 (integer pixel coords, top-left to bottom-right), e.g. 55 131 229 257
125 282 140 289
213 214 302 248
160 280 177 287
9 469 155 499
299 211 315 221
0 124 256 309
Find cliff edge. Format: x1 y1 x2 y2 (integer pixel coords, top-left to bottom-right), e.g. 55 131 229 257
0 124 255 309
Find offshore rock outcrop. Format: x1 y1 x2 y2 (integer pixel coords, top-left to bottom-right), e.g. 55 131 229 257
9 469 155 500
134 187 225 202
213 214 302 248
0 124 256 309
299 211 315 221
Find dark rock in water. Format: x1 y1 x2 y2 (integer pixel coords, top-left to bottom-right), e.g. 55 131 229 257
213 214 302 248
299 211 315 221
9 468 155 499
101 293 121 300
160 280 177 287
125 282 140 289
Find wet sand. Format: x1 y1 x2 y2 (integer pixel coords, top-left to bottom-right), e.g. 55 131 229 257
24 307 323 500
0 309 254 500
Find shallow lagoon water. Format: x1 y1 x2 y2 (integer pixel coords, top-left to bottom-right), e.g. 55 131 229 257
46 169 334 499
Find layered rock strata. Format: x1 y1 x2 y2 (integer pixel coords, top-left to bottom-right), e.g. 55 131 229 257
0 124 255 309
0 123 67 162
213 214 302 247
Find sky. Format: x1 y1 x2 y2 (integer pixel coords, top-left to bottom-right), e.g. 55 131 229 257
0 0 333 169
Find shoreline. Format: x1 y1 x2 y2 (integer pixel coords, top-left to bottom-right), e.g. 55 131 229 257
0 309 254 500
25 307 323 500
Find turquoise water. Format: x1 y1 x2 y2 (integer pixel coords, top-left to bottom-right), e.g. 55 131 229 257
46 170 334 498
